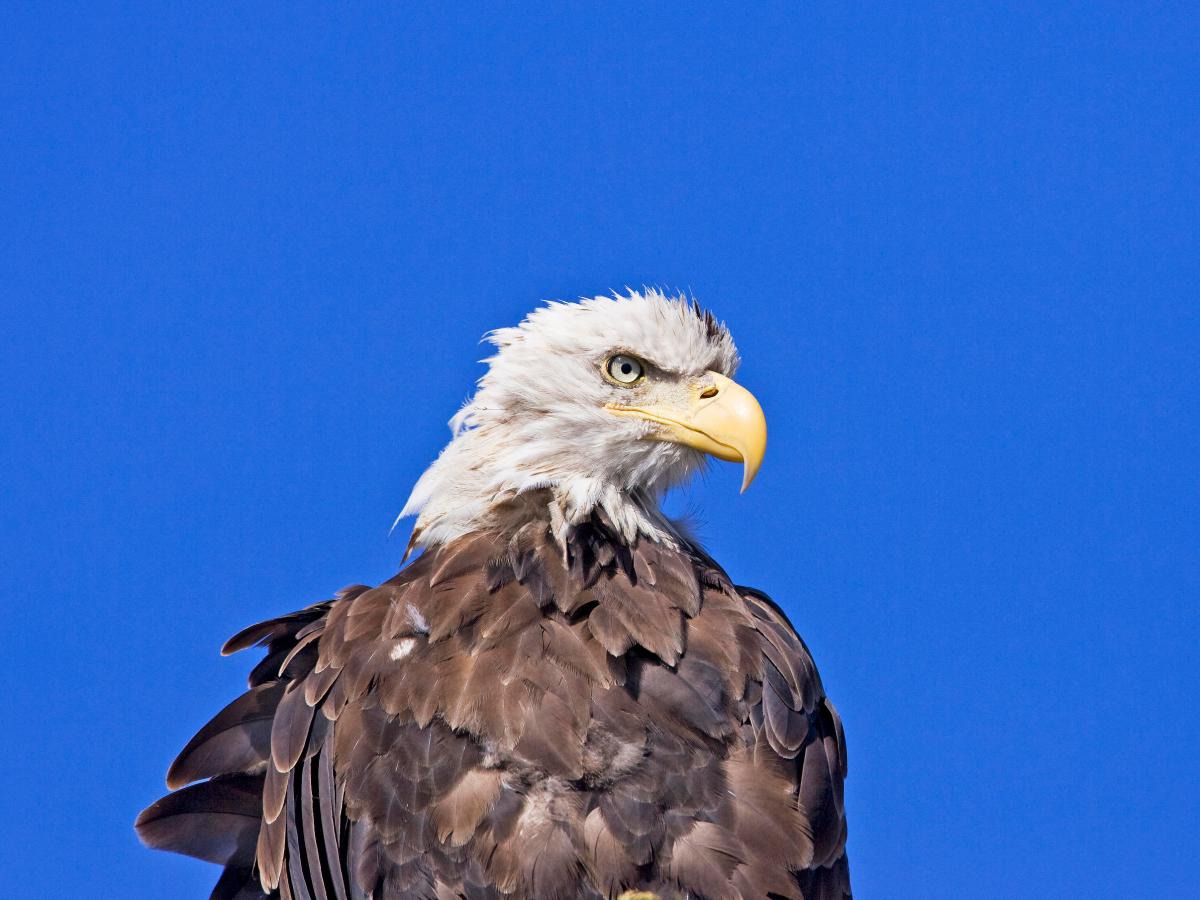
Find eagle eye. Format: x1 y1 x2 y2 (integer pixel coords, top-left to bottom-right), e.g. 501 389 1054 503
605 354 645 385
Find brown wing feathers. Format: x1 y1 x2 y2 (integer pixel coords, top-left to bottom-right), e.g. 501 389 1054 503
137 521 850 898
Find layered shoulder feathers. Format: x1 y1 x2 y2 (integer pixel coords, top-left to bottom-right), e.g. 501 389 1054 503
138 521 850 899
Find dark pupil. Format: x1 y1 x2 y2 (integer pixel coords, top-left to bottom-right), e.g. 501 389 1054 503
620 363 632 375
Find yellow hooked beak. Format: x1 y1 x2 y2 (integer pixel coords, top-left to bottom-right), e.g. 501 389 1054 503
605 371 768 492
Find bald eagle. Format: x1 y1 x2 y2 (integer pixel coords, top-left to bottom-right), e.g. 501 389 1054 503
137 290 850 899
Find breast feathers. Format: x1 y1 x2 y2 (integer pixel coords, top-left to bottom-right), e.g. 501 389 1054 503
137 519 850 899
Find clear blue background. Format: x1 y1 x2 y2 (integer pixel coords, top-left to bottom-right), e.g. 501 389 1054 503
3 4 1196 898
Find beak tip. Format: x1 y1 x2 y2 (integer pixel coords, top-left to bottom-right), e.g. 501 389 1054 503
739 460 761 493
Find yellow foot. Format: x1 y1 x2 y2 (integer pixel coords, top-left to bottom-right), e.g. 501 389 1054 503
617 893 660 900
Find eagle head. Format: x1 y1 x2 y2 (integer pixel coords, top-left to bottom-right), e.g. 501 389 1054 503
400 289 767 547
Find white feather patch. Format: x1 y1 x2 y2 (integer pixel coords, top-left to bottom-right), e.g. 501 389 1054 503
389 638 417 661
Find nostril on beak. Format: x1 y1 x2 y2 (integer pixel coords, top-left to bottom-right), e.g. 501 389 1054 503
699 386 719 399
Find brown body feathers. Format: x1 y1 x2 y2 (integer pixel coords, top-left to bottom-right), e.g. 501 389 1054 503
138 520 850 899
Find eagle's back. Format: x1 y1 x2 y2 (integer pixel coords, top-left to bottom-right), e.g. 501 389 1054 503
137 521 849 899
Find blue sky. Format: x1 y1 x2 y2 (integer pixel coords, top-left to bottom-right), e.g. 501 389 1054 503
2 4 1196 898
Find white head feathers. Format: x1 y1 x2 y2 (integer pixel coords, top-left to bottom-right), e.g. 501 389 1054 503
400 289 740 547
